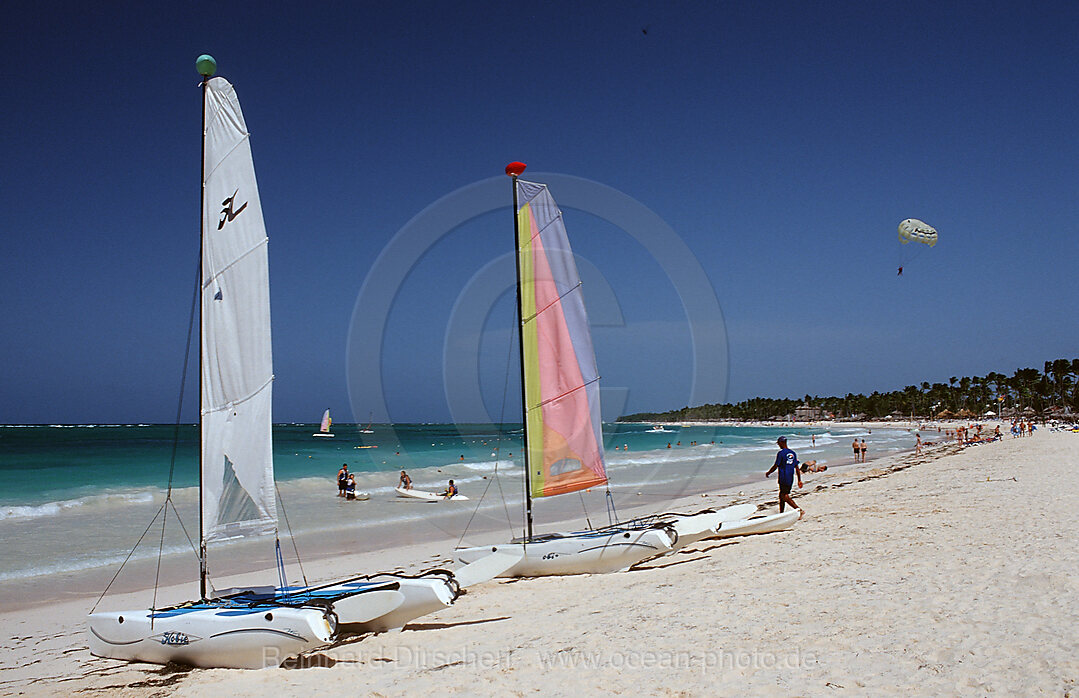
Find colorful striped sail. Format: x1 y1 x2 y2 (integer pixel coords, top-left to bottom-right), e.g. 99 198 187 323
516 179 607 498
320 409 332 433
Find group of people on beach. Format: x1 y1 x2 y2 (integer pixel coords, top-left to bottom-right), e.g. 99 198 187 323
1010 420 1035 438
942 423 1014 445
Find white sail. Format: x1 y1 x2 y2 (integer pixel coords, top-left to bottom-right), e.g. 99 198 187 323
200 77 276 541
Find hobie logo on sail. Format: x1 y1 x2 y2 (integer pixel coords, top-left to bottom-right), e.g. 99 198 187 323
218 189 248 229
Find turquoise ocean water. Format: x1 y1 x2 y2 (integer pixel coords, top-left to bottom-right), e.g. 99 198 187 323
0 422 915 588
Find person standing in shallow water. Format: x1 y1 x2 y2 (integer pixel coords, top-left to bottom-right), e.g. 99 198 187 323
860 439 867 462
337 463 349 496
765 436 804 518
852 438 861 463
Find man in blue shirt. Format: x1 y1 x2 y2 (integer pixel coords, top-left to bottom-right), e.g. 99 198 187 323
765 436 804 518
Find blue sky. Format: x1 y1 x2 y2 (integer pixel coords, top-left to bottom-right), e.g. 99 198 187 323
2 1 1077 424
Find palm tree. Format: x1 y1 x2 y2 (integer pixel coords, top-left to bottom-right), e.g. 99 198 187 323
1051 359 1072 406
1012 368 1041 413
986 372 1007 415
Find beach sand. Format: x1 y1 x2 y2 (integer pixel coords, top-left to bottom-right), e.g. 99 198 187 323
3 430 1075 696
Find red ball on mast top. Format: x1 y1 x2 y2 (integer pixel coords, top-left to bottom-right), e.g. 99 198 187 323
505 161 527 177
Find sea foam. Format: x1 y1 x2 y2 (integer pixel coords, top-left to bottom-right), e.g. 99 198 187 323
0 490 158 521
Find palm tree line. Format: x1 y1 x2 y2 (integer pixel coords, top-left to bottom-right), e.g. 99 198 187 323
617 358 1079 423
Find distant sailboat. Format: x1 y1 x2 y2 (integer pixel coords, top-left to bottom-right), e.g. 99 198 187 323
313 408 334 437
455 164 674 576
359 412 374 434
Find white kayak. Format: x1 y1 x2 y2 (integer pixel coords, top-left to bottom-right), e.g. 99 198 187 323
713 509 799 538
395 487 469 501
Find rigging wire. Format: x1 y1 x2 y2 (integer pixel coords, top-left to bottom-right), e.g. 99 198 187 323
578 491 593 530
93 252 202 615
89 504 167 613
163 252 201 499
166 498 201 559
151 501 169 628
275 538 288 599
276 484 309 587
153 250 201 615
605 489 619 526
456 296 521 548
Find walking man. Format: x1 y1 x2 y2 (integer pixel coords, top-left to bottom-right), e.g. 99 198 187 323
765 436 804 518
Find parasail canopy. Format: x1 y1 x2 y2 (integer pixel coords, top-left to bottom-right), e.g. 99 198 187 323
898 218 938 247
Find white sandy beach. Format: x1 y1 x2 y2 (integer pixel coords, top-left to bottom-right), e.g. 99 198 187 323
3 429 1076 696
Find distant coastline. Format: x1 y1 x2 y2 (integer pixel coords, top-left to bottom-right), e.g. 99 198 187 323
618 357 1077 424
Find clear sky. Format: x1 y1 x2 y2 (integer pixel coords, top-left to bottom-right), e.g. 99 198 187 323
3 1 1077 424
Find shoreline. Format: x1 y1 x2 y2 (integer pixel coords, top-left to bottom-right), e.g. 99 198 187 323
0 427 917 614
0 435 980 695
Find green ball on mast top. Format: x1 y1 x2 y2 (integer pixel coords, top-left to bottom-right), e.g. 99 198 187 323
196 54 217 77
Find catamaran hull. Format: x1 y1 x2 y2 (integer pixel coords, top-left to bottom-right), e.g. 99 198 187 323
87 605 334 669
320 577 458 633
352 578 456 632
455 528 674 577
713 510 800 538
664 504 759 551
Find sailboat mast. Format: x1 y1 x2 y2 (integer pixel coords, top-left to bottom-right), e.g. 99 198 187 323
196 54 216 602
507 162 533 540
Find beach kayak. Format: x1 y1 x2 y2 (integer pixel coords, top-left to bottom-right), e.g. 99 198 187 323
394 487 469 501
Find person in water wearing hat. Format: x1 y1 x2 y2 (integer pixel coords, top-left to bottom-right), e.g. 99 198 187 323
765 436 804 518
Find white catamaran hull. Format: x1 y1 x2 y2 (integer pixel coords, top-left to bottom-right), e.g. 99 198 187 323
713 509 800 538
667 504 759 550
456 528 675 577
87 605 334 669
330 577 458 633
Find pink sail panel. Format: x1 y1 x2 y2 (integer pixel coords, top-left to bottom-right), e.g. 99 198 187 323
517 179 607 498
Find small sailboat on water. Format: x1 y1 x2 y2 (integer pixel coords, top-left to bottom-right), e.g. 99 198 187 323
455 164 675 576
313 408 334 437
